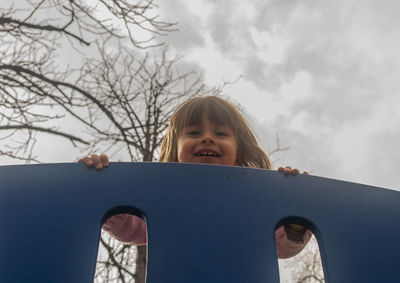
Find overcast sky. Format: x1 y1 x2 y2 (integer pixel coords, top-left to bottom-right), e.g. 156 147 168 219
149 0 400 191
3 0 399 191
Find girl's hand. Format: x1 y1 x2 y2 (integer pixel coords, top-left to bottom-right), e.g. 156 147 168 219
286 223 306 232
78 154 109 170
277 166 308 175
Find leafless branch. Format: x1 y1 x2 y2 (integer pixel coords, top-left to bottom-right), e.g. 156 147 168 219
269 134 290 156
0 124 89 145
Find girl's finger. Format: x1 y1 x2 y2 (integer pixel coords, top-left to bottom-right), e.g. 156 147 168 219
99 154 109 167
90 154 102 170
291 168 299 175
277 167 284 172
79 156 94 167
284 167 292 174
303 171 309 175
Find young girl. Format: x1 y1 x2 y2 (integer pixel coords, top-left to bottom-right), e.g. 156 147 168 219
79 95 311 259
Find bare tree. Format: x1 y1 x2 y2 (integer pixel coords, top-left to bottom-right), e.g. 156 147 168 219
0 0 176 162
0 1 211 282
76 42 206 161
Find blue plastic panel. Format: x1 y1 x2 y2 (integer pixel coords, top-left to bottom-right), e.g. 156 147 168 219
1 162 399 282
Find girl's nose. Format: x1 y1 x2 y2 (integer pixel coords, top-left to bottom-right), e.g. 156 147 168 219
201 132 214 143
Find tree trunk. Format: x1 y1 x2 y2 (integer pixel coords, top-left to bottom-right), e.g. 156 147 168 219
135 245 147 283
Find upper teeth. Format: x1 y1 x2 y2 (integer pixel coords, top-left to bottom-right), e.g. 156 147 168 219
198 152 217 156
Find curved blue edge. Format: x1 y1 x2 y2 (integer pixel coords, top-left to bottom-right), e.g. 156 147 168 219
0 162 399 283
102 205 146 223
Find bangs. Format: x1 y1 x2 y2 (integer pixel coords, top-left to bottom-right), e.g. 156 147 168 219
173 97 237 134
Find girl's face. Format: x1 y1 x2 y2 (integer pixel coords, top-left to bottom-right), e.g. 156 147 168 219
177 117 238 166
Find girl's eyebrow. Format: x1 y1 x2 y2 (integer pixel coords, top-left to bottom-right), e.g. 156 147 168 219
183 123 232 129
184 124 200 128
216 125 233 130
181 125 200 132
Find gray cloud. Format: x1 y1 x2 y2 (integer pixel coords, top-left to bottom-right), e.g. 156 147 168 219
147 0 400 190
253 0 301 32
205 0 257 57
157 0 206 51
364 128 400 190
206 0 400 189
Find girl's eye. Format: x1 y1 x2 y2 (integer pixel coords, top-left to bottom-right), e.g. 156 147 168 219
216 131 228 136
188 131 200 136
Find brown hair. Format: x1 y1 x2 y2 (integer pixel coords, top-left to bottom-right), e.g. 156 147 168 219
158 96 272 169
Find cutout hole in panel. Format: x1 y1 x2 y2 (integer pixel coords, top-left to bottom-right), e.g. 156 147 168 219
275 218 325 283
94 207 147 283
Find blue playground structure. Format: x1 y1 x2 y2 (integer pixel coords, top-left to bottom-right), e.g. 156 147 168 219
1 162 400 282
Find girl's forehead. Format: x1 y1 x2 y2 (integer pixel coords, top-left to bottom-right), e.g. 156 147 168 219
185 119 233 128
184 114 232 128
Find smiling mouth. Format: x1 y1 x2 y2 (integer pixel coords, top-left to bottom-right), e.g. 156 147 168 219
195 152 220 157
